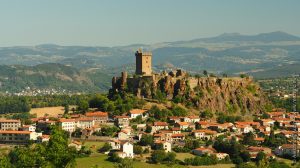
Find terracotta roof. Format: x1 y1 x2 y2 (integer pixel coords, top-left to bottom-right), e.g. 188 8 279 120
171 133 184 137
193 129 217 135
86 111 108 117
77 118 94 122
130 109 146 114
0 119 20 123
154 122 168 126
70 140 82 145
194 147 216 152
115 115 130 119
254 137 265 141
282 144 294 149
0 130 31 134
260 119 275 122
248 146 270 152
41 135 50 139
177 122 189 126
172 127 181 131
59 118 75 122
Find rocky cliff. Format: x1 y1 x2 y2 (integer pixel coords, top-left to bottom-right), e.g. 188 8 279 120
111 69 268 115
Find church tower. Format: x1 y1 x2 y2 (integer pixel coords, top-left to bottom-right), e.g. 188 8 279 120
135 49 152 76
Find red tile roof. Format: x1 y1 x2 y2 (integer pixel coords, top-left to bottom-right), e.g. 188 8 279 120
0 119 20 123
154 122 168 126
59 118 75 122
0 130 31 134
193 129 217 135
86 111 108 117
114 115 130 119
130 109 146 114
171 133 184 137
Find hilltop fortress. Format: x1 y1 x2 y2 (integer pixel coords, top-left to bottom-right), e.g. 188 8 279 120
111 50 267 115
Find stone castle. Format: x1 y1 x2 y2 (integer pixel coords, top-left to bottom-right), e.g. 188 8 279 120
111 50 267 115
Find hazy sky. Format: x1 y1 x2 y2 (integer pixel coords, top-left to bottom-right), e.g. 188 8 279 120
0 0 299 47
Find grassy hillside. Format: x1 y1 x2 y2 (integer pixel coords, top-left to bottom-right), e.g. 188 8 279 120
0 63 112 93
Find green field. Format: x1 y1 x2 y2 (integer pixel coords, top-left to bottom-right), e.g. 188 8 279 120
75 142 234 168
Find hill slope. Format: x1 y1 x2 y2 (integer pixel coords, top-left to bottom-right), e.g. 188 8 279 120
0 63 112 93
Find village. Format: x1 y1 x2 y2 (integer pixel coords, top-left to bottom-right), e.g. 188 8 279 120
0 107 299 162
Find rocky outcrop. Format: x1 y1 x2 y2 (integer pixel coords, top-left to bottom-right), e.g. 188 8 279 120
111 69 268 115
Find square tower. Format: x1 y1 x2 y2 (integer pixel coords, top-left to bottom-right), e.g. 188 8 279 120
135 49 152 76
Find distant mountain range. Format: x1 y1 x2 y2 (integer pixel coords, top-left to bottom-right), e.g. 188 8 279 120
0 31 299 92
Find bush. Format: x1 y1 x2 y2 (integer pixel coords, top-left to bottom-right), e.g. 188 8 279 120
99 143 112 153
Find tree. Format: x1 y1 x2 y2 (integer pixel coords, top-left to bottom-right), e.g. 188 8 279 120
171 105 188 117
203 70 208 77
77 99 89 114
255 152 266 163
115 158 133 168
150 150 166 163
0 156 12 168
64 103 69 114
242 132 257 146
133 145 143 155
165 152 176 164
99 142 112 153
145 125 152 133
139 134 153 146
46 126 77 168
200 110 213 119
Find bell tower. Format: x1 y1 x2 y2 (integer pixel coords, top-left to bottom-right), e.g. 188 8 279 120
135 49 152 76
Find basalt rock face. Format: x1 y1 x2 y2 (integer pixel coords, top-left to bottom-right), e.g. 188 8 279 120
111 70 268 115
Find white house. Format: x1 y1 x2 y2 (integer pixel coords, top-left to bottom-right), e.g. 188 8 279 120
118 129 131 140
192 146 216 156
184 116 200 123
69 140 82 151
192 129 217 140
22 125 36 132
129 109 147 119
152 122 169 132
117 142 134 158
76 118 95 129
59 118 76 132
215 153 229 160
155 140 172 152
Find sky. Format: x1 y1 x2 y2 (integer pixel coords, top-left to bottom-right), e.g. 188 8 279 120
0 0 299 47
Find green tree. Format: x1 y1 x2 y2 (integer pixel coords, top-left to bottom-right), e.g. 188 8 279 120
0 156 12 168
64 103 69 114
150 150 166 163
47 126 77 168
242 132 257 146
99 142 112 153
139 134 153 146
77 99 89 114
201 110 213 119
203 70 208 77
133 145 143 155
115 158 133 168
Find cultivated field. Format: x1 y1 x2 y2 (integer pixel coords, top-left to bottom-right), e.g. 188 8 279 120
29 106 69 118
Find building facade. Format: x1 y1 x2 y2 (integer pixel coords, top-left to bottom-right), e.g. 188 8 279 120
0 119 21 130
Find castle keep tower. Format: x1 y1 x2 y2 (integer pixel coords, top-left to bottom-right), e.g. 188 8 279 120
135 49 152 76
